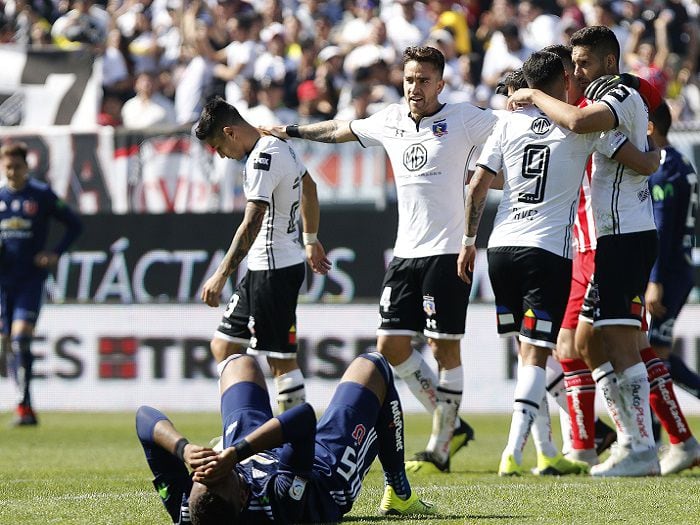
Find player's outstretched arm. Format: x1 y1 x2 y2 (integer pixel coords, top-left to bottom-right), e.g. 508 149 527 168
259 120 357 143
301 172 331 275
459 166 494 284
200 200 267 307
508 88 616 134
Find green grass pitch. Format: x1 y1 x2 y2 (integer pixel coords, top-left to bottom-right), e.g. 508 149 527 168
1 412 699 524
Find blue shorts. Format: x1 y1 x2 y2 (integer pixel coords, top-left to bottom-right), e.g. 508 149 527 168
0 277 45 334
313 381 381 515
220 382 274 448
648 276 694 347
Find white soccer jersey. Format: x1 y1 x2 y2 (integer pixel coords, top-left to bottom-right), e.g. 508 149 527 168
350 102 498 257
244 136 305 271
478 106 625 258
590 85 656 237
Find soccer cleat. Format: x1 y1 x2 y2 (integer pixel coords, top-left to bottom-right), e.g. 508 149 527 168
590 444 660 477
498 453 524 476
565 448 599 467
594 419 617 455
405 451 449 474
533 452 590 476
449 418 475 458
379 485 437 516
11 404 38 427
659 437 700 475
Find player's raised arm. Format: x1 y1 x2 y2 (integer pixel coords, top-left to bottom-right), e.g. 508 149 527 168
301 172 331 275
259 119 357 143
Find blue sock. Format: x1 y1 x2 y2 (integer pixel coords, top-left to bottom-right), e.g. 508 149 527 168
135 406 192 523
374 363 411 500
11 336 33 407
668 354 700 399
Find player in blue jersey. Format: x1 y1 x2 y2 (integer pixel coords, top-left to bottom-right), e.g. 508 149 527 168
644 100 700 474
0 142 82 426
136 352 436 524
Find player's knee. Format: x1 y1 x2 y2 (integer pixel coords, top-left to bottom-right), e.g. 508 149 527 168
218 354 265 391
135 405 167 442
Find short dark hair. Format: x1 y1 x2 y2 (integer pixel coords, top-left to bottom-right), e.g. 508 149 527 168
570 25 620 66
195 96 247 142
402 46 445 77
502 68 527 93
650 99 672 137
522 51 565 90
189 489 239 525
541 44 574 71
0 141 28 162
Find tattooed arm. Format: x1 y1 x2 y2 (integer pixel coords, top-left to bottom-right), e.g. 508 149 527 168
259 120 357 143
457 166 495 284
200 200 267 307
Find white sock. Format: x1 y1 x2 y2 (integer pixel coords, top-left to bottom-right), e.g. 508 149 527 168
426 366 463 460
393 349 438 413
275 369 305 413
618 362 656 452
531 393 558 458
546 356 569 412
592 362 631 447
559 406 573 455
505 365 546 464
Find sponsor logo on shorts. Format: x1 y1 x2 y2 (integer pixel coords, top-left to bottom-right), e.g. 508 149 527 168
248 316 257 348
630 296 643 317
289 476 307 501
423 296 436 317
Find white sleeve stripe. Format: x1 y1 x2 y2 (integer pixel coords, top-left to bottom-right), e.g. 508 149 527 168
348 121 367 148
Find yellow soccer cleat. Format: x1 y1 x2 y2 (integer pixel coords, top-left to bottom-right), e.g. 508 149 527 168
498 453 524 476
405 451 449 474
533 452 590 476
379 485 437 516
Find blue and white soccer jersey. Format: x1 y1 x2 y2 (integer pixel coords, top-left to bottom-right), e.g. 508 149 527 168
477 106 623 346
0 178 81 333
350 101 498 338
648 146 698 346
214 136 306 357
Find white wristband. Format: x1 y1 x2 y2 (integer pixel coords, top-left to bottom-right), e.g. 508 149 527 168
303 232 318 245
462 235 476 247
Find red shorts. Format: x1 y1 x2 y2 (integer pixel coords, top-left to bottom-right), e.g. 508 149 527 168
561 250 595 330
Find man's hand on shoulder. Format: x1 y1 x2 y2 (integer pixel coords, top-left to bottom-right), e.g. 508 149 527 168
259 125 289 139
584 73 640 101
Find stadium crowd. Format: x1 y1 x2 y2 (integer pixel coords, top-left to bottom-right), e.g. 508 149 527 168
0 0 698 128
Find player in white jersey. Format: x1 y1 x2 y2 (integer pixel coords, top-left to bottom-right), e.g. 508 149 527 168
508 26 666 476
261 46 499 473
195 97 331 414
460 50 659 476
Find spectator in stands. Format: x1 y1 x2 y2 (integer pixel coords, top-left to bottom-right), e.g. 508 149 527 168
480 23 532 90
385 0 432 54
338 0 377 48
122 71 177 129
518 0 562 50
51 0 107 49
334 82 371 120
254 22 287 85
244 77 297 126
102 28 132 99
296 79 326 124
427 0 472 55
624 11 671 96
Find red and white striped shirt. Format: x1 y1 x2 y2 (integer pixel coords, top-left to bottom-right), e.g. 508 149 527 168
572 97 596 253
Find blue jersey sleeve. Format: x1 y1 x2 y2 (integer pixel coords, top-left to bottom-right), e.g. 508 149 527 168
47 191 83 255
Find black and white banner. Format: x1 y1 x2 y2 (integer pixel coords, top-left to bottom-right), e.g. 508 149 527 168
0 46 100 127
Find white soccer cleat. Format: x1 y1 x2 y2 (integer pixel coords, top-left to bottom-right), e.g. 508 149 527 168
565 448 599 467
590 444 660 477
659 437 700 475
